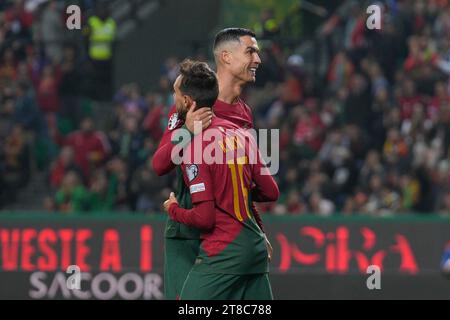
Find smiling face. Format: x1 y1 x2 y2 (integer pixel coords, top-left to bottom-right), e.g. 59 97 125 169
216 35 261 83
229 35 261 83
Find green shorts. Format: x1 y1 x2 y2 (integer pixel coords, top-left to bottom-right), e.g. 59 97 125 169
164 238 200 300
180 268 273 300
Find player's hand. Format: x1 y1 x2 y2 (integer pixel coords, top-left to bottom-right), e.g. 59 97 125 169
163 192 178 213
185 102 212 134
265 235 273 262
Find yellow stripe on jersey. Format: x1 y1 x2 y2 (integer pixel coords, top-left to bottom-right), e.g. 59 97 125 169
228 162 243 222
237 158 252 220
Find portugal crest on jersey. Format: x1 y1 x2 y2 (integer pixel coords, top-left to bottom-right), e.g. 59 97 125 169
168 113 180 130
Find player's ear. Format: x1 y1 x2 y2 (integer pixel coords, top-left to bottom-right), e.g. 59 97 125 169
185 96 195 111
222 50 232 65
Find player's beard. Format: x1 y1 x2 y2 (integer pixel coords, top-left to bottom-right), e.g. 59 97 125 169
177 108 188 121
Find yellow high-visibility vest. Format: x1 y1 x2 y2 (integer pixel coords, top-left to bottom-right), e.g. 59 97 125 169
264 18 278 32
88 16 116 61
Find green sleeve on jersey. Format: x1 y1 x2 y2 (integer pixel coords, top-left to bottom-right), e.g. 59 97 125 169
164 166 201 239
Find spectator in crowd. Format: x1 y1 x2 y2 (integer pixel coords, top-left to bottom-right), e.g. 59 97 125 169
84 2 116 101
54 170 89 213
49 145 83 189
1 124 30 202
36 64 61 114
59 44 84 130
0 48 17 91
63 117 110 180
88 169 117 211
39 0 64 64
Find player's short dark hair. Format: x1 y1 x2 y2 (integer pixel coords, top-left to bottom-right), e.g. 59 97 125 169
179 59 218 109
213 28 256 51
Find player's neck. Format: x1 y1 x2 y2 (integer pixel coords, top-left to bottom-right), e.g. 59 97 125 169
217 70 244 104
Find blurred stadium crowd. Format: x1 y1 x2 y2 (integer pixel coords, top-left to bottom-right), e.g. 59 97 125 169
1 0 450 216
